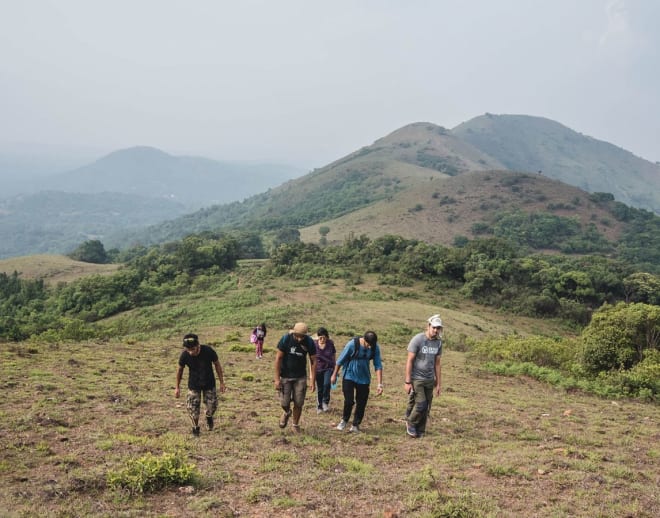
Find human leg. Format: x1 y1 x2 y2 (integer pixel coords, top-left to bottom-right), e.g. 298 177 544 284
202 388 218 430
279 378 294 428
290 377 307 426
186 389 202 434
315 371 325 409
341 378 356 423
321 369 332 408
353 383 370 426
408 380 432 431
416 383 434 435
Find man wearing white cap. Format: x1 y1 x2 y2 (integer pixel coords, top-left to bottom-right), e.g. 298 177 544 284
404 314 443 438
274 322 317 432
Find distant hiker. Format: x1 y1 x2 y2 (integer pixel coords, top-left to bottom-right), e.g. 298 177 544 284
174 333 226 436
404 315 443 438
251 323 267 359
274 322 317 432
314 327 336 413
331 331 383 433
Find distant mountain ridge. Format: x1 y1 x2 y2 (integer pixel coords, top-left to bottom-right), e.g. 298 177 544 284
117 114 660 249
0 191 187 259
453 114 660 213
37 146 304 208
3 113 659 260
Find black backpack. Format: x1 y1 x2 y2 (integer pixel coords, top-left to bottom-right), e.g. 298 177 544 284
349 336 375 362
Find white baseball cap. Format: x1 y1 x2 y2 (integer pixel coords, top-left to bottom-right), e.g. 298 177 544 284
427 314 443 327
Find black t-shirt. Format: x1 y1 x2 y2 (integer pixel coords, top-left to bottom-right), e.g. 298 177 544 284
178 345 218 390
277 334 316 379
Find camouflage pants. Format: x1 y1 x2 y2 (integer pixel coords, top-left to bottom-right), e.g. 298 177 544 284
186 388 218 427
406 379 435 434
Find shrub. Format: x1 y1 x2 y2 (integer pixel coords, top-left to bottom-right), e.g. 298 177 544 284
469 335 577 370
107 451 197 494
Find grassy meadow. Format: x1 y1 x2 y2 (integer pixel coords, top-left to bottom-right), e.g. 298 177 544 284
0 269 658 517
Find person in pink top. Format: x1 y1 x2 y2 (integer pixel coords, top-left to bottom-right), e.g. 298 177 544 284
251 323 267 359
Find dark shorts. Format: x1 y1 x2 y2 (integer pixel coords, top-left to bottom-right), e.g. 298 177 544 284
279 377 307 408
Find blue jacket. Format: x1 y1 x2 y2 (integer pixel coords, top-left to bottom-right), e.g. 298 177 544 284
336 338 382 385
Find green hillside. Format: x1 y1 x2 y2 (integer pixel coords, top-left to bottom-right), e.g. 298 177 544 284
108 123 506 247
453 113 660 213
300 170 625 247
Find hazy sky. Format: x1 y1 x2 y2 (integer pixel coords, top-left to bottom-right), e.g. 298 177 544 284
1 0 659 168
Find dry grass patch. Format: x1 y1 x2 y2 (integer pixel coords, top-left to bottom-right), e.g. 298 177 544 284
0 254 118 285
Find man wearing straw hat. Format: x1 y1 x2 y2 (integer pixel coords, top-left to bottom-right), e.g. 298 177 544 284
274 322 317 432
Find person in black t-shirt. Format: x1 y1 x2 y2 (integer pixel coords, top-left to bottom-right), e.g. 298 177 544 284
175 333 226 436
274 322 316 432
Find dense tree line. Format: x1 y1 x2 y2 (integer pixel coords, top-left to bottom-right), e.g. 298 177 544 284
0 233 242 341
268 234 659 325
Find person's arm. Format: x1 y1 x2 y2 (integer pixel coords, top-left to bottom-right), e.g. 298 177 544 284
375 367 383 395
214 360 226 393
174 365 184 398
309 353 317 392
434 355 442 396
274 349 284 391
330 363 340 384
405 351 416 394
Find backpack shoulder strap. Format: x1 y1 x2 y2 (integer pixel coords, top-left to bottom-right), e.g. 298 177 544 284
351 336 361 359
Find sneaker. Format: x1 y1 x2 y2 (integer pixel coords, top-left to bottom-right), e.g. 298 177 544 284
406 421 418 438
279 409 292 429
349 425 360 433
336 419 347 431
316 407 323 414
192 426 200 436
206 415 214 431
322 402 329 412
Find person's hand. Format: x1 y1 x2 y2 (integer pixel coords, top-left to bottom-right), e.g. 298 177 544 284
435 386 441 396
405 382 413 394
219 383 226 393
309 377 316 392
274 380 281 392
174 387 180 398
330 374 336 385
377 383 384 396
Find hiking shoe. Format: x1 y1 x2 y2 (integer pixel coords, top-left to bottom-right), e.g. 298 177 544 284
192 426 200 437
349 425 360 433
406 422 419 438
206 415 214 431
336 419 347 431
279 409 292 429
322 402 329 412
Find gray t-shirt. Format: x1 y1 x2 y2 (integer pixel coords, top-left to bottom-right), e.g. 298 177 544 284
407 332 442 380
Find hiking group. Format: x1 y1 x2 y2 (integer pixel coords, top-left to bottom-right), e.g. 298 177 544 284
174 315 442 438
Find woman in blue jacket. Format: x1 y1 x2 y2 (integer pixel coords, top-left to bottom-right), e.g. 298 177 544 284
330 331 383 433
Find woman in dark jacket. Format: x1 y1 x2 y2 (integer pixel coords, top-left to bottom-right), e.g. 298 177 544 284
314 327 336 412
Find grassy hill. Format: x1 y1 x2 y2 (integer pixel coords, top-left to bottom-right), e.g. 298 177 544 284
300 170 626 247
0 271 657 517
0 254 119 285
119 117 659 256
453 113 660 213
